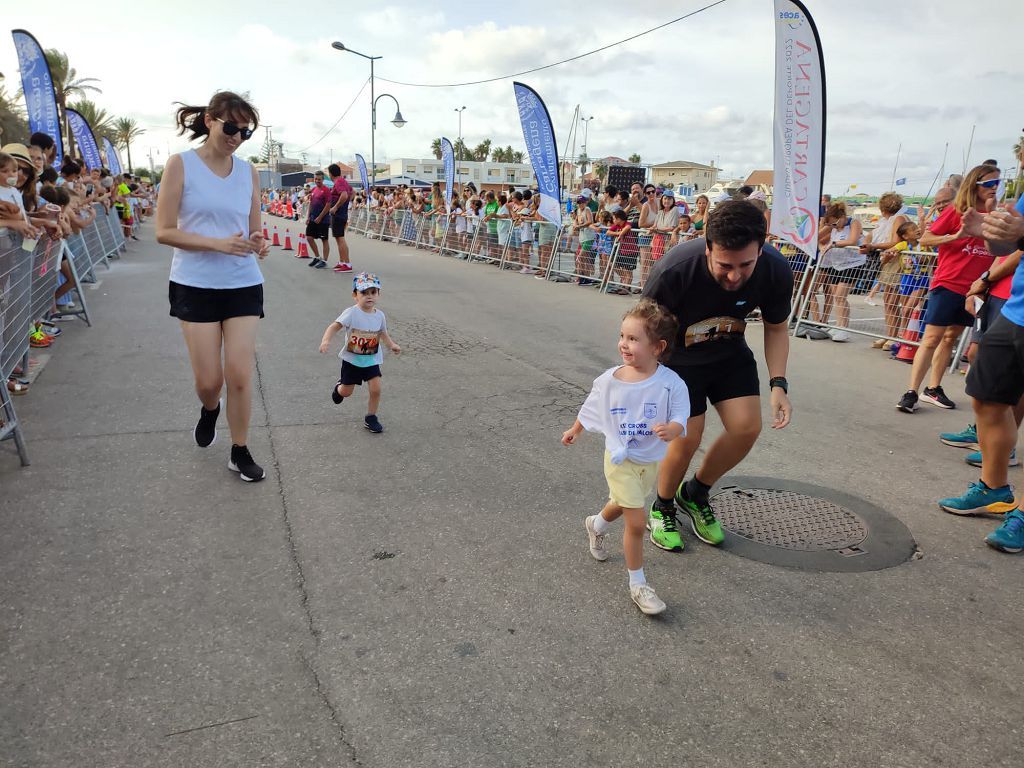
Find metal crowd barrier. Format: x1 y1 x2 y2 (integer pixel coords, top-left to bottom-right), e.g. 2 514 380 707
2 207 134 467
787 243 938 347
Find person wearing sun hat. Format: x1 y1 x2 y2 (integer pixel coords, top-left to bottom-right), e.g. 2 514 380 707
319 271 402 433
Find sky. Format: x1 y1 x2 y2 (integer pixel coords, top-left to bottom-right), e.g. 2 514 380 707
2 0 1022 195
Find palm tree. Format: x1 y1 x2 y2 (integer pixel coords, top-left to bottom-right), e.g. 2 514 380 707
1014 135 1024 177
628 153 641 164
45 48 102 158
430 138 443 159
0 84 29 144
113 117 145 172
577 151 590 177
594 162 609 184
472 139 492 162
511 150 524 164
69 98 115 145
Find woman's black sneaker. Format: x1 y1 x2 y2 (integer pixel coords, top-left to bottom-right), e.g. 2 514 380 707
364 414 384 433
229 444 266 482
921 386 956 409
194 400 221 447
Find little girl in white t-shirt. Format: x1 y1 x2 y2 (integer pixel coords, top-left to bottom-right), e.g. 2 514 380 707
562 298 689 615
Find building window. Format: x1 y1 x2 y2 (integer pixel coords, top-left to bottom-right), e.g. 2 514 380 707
487 169 500 177
406 166 416 174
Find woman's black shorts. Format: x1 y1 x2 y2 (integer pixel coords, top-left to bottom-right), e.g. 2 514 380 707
168 281 264 323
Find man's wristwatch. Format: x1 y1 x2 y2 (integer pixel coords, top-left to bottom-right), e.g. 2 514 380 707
980 270 992 285
769 376 789 394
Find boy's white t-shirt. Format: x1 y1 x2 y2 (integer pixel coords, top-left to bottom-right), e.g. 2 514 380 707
336 305 387 367
578 364 690 465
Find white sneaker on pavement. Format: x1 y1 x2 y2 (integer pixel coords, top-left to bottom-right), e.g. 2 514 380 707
630 583 667 615
584 515 608 561
829 329 851 342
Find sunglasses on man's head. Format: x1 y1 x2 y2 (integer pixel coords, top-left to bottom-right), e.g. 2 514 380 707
976 178 1000 188
214 117 255 141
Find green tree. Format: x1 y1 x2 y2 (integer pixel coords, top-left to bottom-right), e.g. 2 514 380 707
453 137 469 162
577 151 590 177
593 161 608 183
430 138 443 159
0 85 29 144
1014 135 1024 174
511 150 524 164
44 48 102 158
113 116 145 173
628 153 641 164
69 98 115 145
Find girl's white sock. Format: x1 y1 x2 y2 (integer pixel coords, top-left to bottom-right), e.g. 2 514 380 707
627 568 646 587
592 515 610 535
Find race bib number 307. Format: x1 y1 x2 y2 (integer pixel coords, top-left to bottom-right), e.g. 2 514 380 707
346 328 380 356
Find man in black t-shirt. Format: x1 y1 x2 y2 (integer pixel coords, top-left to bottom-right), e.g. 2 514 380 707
641 200 794 551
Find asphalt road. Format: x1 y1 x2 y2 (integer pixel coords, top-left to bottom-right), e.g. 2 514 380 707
2 218 1020 767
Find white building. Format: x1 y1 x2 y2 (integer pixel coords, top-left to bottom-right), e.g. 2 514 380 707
388 158 536 191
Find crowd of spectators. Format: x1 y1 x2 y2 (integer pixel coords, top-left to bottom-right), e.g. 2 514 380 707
1 131 153 399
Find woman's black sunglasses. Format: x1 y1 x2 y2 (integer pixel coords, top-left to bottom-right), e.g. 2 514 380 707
214 117 255 141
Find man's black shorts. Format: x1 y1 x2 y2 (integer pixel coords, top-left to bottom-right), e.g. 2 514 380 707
331 212 348 238
668 348 760 418
340 360 381 386
306 217 329 241
966 313 1024 406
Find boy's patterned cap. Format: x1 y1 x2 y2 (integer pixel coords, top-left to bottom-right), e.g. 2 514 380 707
353 272 381 292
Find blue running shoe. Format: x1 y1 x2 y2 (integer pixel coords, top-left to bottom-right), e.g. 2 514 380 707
938 481 1015 516
965 448 1019 468
985 510 1024 553
939 423 978 449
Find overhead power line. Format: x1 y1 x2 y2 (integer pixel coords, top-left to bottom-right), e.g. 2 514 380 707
294 77 370 153
375 0 729 89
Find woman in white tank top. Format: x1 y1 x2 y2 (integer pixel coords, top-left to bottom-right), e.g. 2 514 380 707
155 91 269 482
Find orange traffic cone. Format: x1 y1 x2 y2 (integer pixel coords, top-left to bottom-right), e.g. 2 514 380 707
283 229 294 251
262 224 269 241
297 233 310 258
286 200 294 219
896 307 923 363
271 226 281 246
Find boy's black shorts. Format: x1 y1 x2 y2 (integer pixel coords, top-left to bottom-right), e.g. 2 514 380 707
340 360 381 386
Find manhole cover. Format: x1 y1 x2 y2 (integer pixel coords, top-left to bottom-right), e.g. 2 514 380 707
708 476 916 572
712 489 867 551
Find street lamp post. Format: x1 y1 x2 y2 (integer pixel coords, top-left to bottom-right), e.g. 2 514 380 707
454 106 466 188
332 42 407 191
580 115 594 176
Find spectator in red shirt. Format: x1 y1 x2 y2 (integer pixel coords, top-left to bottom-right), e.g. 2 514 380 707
896 164 1000 413
327 163 354 273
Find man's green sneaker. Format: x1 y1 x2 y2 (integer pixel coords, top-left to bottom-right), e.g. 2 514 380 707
648 499 684 552
675 484 725 546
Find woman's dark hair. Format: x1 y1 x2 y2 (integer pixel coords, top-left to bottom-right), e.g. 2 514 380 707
612 209 628 222
40 185 71 207
522 189 532 200
174 91 259 142
705 200 768 250
40 166 59 185
17 161 38 211
498 193 508 205
29 132 55 151
60 158 81 177
604 185 617 197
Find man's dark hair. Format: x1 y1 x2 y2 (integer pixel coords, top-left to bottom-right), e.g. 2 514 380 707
30 132 55 151
705 200 768 250
327 163 341 178
522 189 532 200
737 185 754 197
604 185 617 197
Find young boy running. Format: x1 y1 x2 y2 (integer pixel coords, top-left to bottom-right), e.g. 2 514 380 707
562 299 690 615
319 272 401 433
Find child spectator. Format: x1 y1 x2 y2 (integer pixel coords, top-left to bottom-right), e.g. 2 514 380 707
561 298 690 615
318 272 401 433
608 209 638 294
892 221 929 324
